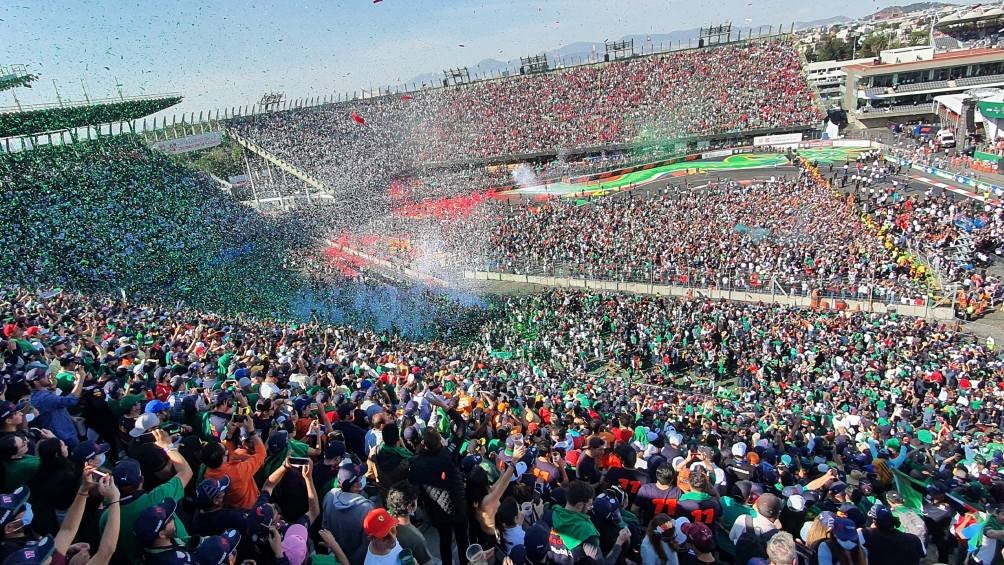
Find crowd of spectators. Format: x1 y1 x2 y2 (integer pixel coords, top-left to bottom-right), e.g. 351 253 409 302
0 136 312 317
436 162 929 304
227 40 820 211
0 285 1001 565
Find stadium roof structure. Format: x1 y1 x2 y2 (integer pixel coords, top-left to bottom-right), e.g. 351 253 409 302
0 93 182 138
0 65 37 93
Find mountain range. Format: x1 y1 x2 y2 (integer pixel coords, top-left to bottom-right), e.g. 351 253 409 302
403 3 956 87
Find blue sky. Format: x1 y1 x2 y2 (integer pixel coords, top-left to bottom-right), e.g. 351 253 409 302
2 0 932 116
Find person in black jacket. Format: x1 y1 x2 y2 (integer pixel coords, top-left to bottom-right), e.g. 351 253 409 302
408 427 468 565
373 423 411 504
862 506 925 565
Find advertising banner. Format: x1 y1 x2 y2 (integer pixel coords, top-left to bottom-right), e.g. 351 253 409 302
753 132 803 147
151 131 224 155
978 101 1004 120
701 149 734 159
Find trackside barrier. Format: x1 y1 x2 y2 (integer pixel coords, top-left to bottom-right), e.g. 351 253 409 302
461 270 954 321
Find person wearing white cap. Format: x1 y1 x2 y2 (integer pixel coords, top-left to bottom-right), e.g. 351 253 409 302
724 442 755 484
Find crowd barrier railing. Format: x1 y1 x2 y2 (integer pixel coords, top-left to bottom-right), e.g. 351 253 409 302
463 267 952 321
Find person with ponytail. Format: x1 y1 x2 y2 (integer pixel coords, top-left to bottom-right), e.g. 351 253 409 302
640 514 680 565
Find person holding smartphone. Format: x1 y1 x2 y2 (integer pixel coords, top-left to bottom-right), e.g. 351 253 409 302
202 417 266 509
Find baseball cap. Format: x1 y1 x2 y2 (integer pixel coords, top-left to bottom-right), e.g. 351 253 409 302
818 511 836 530
2 536 54 565
323 439 346 461
129 413 161 438
70 441 109 464
828 481 847 495
832 518 858 542
267 430 289 454
145 400 172 414
248 501 275 532
337 462 366 491
134 498 178 545
0 402 26 421
787 494 807 512
523 524 550 561
24 369 47 383
0 487 30 528
193 530 241 565
195 477 231 509
591 494 620 522
281 524 309 565
755 493 781 520
112 459 144 488
873 506 896 529
682 521 714 552
362 508 395 538
885 492 904 504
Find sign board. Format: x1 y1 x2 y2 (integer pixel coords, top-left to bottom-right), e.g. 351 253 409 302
974 150 1000 164
753 132 803 147
151 131 223 155
978 101 1004 120
701 149 733 159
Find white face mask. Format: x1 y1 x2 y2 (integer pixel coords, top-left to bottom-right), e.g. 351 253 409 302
837 539 858 550
94 454 106 467
358 476 367 490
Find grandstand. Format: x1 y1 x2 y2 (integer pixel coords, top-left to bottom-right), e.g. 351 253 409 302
226 38 822 212
0 64 36 92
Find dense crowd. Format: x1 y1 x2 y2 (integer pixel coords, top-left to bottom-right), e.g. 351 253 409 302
435 163 929 304
0 137 311 317
0 285 1001 565
228 40 820 209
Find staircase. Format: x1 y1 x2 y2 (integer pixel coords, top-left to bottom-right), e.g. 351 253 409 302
226 129 329 193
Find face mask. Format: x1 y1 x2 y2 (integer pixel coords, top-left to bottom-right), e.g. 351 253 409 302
837 539 857 550
94 454 106 467
358 477 367 490
20 504 33 527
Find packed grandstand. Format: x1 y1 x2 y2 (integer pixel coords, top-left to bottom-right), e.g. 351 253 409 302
0 20 1003 565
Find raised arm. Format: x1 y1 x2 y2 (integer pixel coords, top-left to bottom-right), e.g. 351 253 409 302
301 460 321 524
88 476 122 565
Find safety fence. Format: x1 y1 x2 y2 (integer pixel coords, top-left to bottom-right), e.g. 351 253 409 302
463 270 953 321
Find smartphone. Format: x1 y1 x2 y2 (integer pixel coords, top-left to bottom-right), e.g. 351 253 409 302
90 469 109 481
231 414 247 424
288 457 311 466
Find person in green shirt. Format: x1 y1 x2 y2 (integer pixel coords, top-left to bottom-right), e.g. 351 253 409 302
0 435 40 491
98 429 193 564
53 354 82 396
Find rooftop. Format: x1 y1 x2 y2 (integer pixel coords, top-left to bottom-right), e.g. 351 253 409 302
844 48 1004 73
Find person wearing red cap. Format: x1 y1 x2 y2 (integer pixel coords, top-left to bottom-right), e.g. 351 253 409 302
362 508 402 565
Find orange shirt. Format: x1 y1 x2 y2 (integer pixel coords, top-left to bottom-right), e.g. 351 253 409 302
203 440 266 509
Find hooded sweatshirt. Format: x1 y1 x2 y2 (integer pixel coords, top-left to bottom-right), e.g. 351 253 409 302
322 489 374 565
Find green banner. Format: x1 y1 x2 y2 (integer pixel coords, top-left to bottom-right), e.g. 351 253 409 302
974 150 1000 164
978 101 1004 120
490 350 513 359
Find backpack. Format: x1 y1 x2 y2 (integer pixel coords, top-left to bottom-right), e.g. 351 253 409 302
734 515 779 565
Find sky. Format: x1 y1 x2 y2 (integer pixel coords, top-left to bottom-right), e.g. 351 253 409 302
1 0 941 117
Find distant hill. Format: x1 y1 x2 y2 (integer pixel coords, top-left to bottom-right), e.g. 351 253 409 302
870 2 954 20
401 3 952 88
405 28 706 86
794 15 853 30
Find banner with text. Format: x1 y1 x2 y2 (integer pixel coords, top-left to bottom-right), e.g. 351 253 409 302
753 132 803 147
